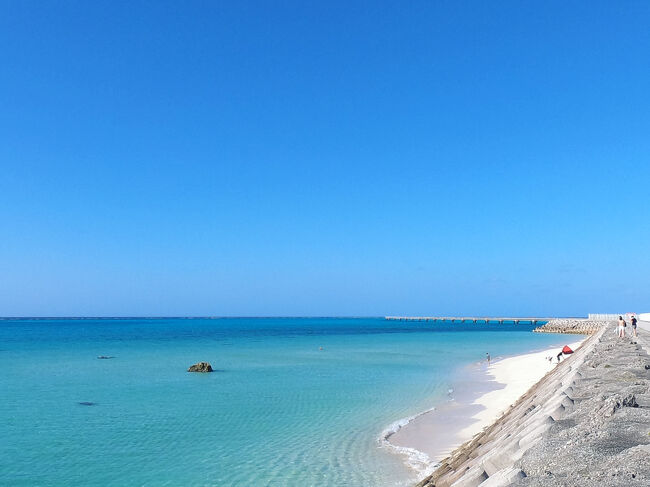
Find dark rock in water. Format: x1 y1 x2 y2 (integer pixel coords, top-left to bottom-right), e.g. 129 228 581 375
187 362 213 373
78 401 97 406
97 356 115 359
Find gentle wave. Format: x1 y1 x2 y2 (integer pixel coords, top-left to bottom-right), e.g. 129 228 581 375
378 407 440 480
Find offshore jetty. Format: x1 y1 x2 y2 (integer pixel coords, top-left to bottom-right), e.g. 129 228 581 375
386 317 553 325
417 320 650 487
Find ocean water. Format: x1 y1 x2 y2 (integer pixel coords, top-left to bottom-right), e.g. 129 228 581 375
0 318 574 486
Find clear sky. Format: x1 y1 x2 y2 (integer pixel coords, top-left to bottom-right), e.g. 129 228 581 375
1 1 649 317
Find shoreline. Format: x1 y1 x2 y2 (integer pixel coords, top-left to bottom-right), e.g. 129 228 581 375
417 322 650 486
379 406 439 477
384 337 586 480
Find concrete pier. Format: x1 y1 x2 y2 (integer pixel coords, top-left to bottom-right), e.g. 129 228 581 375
385 316 557 325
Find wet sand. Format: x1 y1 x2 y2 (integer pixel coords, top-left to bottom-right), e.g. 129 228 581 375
389 339 585 470
388 363 498 463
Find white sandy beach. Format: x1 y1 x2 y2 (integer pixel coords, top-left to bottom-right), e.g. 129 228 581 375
388 338 587 472
457 338 585 438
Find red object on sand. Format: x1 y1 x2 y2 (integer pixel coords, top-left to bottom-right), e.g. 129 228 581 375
562 345 573 354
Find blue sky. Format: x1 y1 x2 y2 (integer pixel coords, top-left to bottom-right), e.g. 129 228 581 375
1 1 649 316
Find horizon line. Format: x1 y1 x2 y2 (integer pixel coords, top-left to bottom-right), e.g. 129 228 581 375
0 316 387 320
0 315 580 320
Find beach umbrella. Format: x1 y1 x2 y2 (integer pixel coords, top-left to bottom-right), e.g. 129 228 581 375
562 345 573 354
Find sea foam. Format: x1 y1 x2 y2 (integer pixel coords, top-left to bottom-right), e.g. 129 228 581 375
379 406 440 479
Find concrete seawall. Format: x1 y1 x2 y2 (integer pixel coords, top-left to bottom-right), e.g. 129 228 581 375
417 323 650 486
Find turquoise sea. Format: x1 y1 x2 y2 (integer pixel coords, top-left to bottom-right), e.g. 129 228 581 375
1 318 574 486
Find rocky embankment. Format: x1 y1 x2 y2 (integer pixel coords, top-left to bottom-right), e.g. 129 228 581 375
533 319 607 335
417 323 650 487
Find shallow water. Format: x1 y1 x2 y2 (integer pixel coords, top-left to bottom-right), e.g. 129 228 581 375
0 318 574 486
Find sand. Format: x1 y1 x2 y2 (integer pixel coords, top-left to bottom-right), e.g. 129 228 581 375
388 338 586 472
457 339 585 438
417 322 650 487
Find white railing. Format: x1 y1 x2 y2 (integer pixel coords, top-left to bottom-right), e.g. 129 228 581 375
588 313 624 321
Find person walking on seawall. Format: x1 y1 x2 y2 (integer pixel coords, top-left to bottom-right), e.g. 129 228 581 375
631 315 638 338
618 315 626 338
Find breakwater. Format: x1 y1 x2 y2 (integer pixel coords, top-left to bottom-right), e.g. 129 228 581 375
417 323 650 486
533 318 608 335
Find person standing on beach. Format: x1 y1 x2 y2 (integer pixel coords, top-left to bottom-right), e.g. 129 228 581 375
631 315 638 337
486 352 490 365
618 316 626 338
